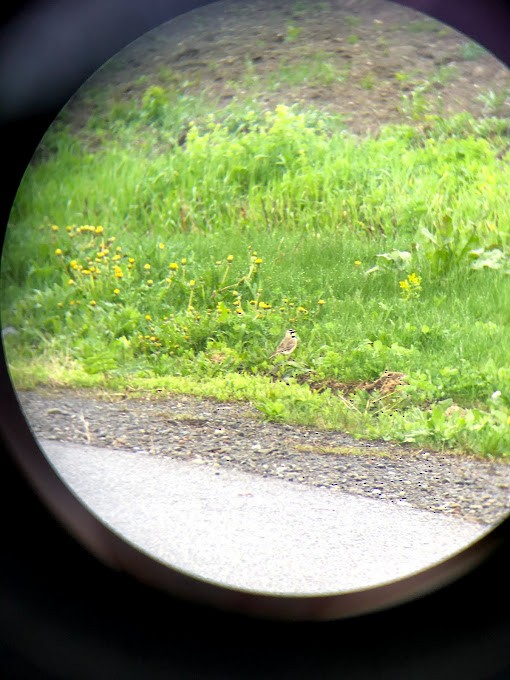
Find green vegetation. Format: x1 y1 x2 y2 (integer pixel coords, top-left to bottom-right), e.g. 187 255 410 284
459 40 488 61
2 84 510 457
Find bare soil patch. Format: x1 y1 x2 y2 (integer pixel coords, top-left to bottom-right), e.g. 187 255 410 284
72 0 510 135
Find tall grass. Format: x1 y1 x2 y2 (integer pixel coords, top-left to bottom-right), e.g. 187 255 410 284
2 94 510 456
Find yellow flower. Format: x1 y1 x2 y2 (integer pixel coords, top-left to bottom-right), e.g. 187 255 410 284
57 302 64 308
254 257 263 265
114 288 120 295
82 269 91 275
400 272 422 300
66 226 72 232
181 258 187 265
145 314 152 321
144 263 151 270
90 300 97 306
68 279 76 286
128 257 135 263
51 225 59 232
318 299 325 305
159 243 165 249
297 306 308 314
354 260 362 266
112 254 121 261
95 226 104 234
55 248 63 256
227 255 234 262
169 262 179 271
189 279 196 287
147 279 153 286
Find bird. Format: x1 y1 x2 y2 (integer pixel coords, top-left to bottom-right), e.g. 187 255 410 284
270 328 297 358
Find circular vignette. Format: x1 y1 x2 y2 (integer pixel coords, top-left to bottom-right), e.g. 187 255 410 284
1 0 510 623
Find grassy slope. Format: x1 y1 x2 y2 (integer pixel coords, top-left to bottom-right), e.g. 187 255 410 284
2 88 510 456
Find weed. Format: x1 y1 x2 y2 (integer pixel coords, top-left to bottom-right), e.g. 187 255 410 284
459 41 487 61
477 88 510 116
285 24 303 43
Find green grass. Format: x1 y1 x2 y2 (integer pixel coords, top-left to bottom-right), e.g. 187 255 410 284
2 92 510 457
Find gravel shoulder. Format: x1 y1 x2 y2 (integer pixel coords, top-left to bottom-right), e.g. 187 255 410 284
18 388 510 527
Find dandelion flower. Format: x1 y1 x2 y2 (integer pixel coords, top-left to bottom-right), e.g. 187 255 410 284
227 255 234 262
158 243 165 249
318 299 325 305
169 262 179 271
68 279 76 286
147 279 153 286
181 258 187 265
114 288 120 295
51 225 59 232
95 226 104 234
90 300 97 306
55 248 63 256
354 260 362 266
254 257 263 265
189 279 196 287
144 263 151 270
145 314 152 321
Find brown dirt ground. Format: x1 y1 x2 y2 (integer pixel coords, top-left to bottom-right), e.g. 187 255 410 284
70 0 510 135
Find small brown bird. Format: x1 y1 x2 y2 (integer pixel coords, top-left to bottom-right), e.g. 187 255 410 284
270 328 298 358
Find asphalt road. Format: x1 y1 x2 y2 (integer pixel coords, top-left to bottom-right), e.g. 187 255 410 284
39 438 488 596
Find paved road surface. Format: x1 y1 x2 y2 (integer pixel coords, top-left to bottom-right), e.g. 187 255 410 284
40 439 488 596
